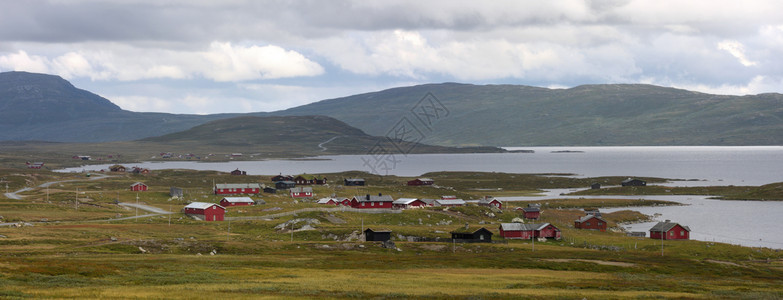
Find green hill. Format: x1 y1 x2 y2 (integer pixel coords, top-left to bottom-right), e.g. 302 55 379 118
0 71 234 142
142 115 501 155
274 83 783 146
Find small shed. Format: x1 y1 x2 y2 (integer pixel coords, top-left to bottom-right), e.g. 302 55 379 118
574 214 608 231
263 187 277 194
230 169 247 175
621 178 647 186
344 178 366 186
522 206 540 220
591 183 601 189
130 182 148 192
364 228 391 242
451 225 493 243
649 220 690 240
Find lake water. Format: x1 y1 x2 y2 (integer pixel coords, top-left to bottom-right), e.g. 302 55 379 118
58 146 783 249
60 146 783 186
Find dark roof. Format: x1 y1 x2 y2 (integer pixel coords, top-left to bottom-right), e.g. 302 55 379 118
650 221 690 233
450 226 492 234
522 207 540 212
353 195 394 202
364 228 391 233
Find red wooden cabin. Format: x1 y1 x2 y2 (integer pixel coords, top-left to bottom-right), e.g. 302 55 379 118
649 220 690 240
130 182 148 192
184 202 225 221
407 178 434 186
575 214 607 231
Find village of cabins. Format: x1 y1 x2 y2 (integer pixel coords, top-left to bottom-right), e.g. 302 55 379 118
118 165 689 243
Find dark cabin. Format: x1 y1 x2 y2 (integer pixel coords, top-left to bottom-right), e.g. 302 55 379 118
271 175 294 182
275 181 296 189
451 225 493 243
591 183 601 189
621 178 647 186
364 228 391 242
230 169 247 175
344 178 366 186
263 187 277 194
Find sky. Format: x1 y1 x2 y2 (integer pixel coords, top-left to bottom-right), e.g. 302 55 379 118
1 0 782 114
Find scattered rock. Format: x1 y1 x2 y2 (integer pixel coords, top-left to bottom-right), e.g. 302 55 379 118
358 244 365 248
210 249 217 255
196 253 202 256
138 246 147 254
262 207 283 212
110 237 118 241
381 240 396 249
0 235 7 238
512 217 525 223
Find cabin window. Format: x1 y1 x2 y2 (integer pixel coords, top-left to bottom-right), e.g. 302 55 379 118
480 235 484 240
585 222 590 226
680 231 685 236
598 222 602 226
669 231 674 236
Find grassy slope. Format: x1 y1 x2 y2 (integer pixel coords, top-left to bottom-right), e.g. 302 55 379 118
1 169 782 298
275 83 783 146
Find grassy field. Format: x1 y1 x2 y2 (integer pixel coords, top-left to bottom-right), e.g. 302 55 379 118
1 169 782 299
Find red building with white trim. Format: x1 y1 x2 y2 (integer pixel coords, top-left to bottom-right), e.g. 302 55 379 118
351 194 394 209
214 183 261 195
290 187 313 198
392 198 427 209
499 223 561 240
219 197 255 207
130 182 148 192
478 197 502 209
575 214 607 231
184 202 225 221
649 220 690 240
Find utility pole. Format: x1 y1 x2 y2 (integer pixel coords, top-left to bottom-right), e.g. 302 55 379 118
168 205 172 227
75 188 79 210
661 228 665 256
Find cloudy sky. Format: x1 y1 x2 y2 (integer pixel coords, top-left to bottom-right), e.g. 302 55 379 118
1 1 781 114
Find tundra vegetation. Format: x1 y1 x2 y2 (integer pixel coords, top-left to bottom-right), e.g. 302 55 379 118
1 167 782 299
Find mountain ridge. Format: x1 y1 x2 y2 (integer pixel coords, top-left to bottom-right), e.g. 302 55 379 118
2 71 782 146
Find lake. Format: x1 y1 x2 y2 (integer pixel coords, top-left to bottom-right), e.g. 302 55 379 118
58 146 783 249
60 146 783 186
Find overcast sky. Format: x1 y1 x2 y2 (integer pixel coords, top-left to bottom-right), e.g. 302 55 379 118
1 1 781 114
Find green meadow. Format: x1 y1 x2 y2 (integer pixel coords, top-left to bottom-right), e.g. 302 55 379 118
1 168 782 299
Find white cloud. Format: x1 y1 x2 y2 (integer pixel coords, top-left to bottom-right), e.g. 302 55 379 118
717 40 757 67
0 50 50 73
0 42 323 82
201 42 324 81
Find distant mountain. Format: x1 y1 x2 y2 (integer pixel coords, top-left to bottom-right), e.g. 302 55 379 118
142 115 501 155
0 71 231 142
273 83 783 146
3 71 783 146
